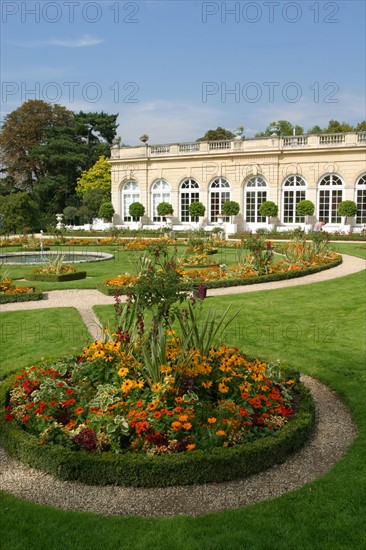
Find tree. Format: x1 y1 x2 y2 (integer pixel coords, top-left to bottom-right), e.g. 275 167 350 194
355 121 366 132
221 200 240 222
307 125 323 135
63 206 79 225
0 100 73 192
296 200 315 217
338 200 357 223
157 202 174 216
197 127 235 141
129 202 145 220
76 156 111 198
324 120 354 133
98 202 115 221
0 100 118 225
259 201 278 218
255 120 304 137
189 201 206 220
0 192 40 233
81 188 109 222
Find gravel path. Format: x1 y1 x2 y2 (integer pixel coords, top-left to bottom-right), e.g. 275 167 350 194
0 252 364 516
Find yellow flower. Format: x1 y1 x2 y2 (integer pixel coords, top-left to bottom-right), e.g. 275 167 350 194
218 383 229 393
202 381 213 389
121 379 135 393
118 367 129 377
151 382 162 393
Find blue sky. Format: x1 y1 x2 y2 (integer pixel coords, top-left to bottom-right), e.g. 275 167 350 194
1 0 365 144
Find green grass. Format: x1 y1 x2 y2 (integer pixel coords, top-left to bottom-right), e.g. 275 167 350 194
0 246 365 549
0 308 90 377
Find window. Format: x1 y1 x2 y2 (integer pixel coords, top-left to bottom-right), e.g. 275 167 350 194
245 176 267 223
318 174 344 223
179 178 200 222
151 179 171 222
209 177 231 222
355 174 366 224
121 181 140 222
282 175 306 223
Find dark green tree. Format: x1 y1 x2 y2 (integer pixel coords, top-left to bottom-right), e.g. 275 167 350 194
255 120 304 137
0 192 40 233
197 127 235 141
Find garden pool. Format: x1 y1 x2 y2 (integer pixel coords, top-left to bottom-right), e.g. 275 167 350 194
0 251 114 265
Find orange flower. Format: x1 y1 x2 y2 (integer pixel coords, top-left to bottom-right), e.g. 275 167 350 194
216 430 226 436
171 421 182 431
186 443 196 451
207 417 217 424
183 422 192 430
153 410 162 419
75 407 84 416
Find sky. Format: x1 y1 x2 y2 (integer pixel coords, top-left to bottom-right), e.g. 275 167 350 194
1 0 365 144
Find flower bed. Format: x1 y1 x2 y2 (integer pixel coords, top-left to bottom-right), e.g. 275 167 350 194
0 349 314 487
1 245 316 487
0 272 43 303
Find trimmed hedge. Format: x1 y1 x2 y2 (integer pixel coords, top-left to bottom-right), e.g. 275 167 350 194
99 256 342 296
0 375 315 487
0 288 43 304
25 271 87 282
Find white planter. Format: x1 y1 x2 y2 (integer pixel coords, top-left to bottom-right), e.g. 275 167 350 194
225 223 237 235
130 221 142 230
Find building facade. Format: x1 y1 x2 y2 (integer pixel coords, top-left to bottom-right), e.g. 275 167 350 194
110 132 366 232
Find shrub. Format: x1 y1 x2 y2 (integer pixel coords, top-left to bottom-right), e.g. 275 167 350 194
157 202 174 216
296 200 315 217
98 202 115 221
129 202 145 220
189 201 206 219
259 201 278 218
337 200 357 220
221 201 240 217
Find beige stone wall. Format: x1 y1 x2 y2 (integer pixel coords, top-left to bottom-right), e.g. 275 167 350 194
110 134 366 229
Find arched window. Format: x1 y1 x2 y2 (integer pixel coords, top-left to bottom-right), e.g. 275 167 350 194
282 175 307 223
209 177 231 222
179 178 200 222
355 174 366 224
318 174 344 223
121 180 140 222
245 176 267 223
151 179 171 222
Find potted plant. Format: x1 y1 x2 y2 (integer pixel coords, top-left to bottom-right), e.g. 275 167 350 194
296 199 315 232
189 201 206 223
338 200 357 232
259 201 278 230
129 202 145 229
221 200 240 235
157 202 174 225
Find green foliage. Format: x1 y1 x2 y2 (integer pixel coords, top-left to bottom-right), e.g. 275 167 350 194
156 202 174 216
129 201 145 220
259 201 278 218
0 192 40 233
0 374 315 487
197 127 235 141
188 201 206 218
337 200 357 219
0 288 43 304
255 120 304 137
76 156 111 198
98 202 115 221
296 199 315 217
221 200 240 217
26 271 86 282
80 188 110 222
63 206 78 224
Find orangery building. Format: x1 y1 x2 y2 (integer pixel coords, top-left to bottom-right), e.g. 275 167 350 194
109 132 366 233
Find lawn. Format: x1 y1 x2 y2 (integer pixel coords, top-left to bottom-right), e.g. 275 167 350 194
0 244 365 549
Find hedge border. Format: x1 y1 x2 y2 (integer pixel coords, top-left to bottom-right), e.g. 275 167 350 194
99 256 342 296
0 288 43 304
0 375 315 488
25 271 87 282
